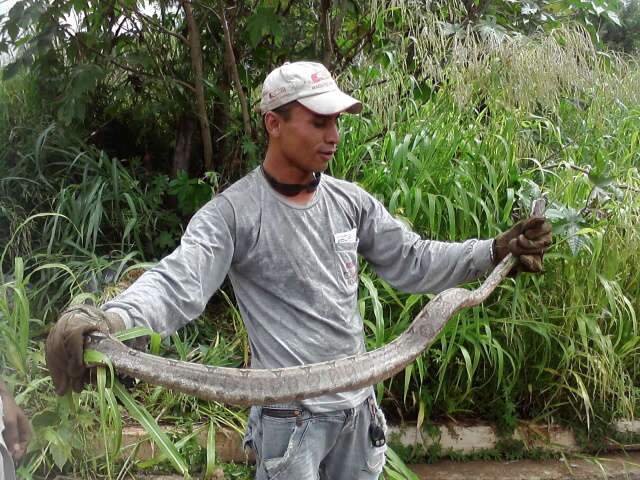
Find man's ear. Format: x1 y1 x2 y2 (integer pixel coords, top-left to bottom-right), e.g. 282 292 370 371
264 112 281 138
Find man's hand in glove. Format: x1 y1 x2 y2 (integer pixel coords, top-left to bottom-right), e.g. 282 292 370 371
0 380 32 461
45 305 125 395
493 216 553 273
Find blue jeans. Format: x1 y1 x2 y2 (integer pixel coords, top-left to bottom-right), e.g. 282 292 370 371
243 397 387 480
0 400 16 480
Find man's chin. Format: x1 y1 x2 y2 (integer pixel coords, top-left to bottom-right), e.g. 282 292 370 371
315 156 333 171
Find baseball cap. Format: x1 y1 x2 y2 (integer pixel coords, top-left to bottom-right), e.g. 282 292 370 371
260 61 363 115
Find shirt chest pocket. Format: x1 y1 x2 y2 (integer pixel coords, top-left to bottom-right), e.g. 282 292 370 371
333 240 359 293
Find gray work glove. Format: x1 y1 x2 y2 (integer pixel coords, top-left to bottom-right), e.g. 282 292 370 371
493 216 553 273
45 305 125 395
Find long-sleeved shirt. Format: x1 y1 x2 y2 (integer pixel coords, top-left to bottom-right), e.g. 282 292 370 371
103 167 494 412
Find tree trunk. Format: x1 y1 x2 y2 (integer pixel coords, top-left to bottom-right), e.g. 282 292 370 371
320 0 334 67
181 0 214 171
172 115 197 177
212 95 229 175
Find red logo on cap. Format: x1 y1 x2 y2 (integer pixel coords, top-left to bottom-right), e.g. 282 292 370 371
311 71 330 83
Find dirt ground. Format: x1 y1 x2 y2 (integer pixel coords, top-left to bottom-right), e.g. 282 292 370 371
52 451 640 479
410 451 640 479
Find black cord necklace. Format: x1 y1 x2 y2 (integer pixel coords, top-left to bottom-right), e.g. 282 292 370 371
261 165 321 197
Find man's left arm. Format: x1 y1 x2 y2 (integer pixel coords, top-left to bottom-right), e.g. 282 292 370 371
356 189 550 294
0 379 31 462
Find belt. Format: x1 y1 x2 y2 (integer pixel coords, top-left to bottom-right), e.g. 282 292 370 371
261 407 303 418
261 394 373 419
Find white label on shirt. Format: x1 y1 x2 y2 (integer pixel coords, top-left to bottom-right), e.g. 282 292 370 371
334 228 357 244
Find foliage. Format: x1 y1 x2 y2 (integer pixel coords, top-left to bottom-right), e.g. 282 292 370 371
1 1 640 479
335 30 640 438
0 0 386 175
169 170 219 215
601 0 640 53
1 0 632 176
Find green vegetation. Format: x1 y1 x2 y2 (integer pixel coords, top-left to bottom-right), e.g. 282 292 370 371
1 0 640 478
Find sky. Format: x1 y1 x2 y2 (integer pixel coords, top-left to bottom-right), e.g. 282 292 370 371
0 0 18 16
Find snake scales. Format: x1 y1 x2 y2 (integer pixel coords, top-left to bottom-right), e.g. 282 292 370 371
87 200 545 406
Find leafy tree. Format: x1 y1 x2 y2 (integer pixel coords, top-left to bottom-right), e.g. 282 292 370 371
0 0 380 178
601 0 640 52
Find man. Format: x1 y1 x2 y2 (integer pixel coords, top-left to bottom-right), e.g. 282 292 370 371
45 61 551 479
0 379 31 480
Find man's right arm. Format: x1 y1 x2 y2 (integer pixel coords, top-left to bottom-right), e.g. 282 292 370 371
45 196 236 395
102 196 236 337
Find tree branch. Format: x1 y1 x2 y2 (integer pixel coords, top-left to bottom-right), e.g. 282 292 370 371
543 161 640 193
220 4 253 141
110 57 196 93
181 0 214 171
336 25 376 72
73 33 197 93
120 0 189 46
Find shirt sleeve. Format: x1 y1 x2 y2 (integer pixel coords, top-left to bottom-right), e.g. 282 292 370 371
102 196 236 337
356 188 494 294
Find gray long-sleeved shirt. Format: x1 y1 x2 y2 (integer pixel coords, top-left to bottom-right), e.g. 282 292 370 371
103 167 494 411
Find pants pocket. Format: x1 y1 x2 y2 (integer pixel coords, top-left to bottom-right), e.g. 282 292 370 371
365 444 387 474
261 416 311 479
243 406 261 462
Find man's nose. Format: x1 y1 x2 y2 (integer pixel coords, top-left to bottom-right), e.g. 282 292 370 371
325 120 340 145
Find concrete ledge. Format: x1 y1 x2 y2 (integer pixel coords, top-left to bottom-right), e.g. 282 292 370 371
115 419 640 463
388 422 580 454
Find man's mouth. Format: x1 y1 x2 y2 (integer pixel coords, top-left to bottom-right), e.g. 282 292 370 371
319 150 336 159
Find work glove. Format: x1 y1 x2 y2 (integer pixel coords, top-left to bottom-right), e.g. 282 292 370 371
493 216 552 273
0 381 32 461
45 304 125 396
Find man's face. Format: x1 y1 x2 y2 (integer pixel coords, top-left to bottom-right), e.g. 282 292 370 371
269 103 341 174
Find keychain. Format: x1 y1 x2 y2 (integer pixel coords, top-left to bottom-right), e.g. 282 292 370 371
367 397 386 447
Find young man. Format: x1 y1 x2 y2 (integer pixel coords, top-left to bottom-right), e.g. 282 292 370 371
46 61 551 479
0 379 31 480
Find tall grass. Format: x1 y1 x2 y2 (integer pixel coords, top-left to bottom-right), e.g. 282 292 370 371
334 26 640 434
1 19 640 478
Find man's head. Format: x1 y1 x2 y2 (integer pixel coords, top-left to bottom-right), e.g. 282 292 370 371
260 62 362 176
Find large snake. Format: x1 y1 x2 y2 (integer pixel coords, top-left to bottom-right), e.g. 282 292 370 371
87 200 545 406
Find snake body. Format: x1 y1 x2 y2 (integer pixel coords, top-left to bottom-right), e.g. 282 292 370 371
88 252 517 406
88 199 545 405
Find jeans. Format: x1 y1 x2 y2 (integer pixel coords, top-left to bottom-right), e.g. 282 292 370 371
243 397 387 480
0 400 17 480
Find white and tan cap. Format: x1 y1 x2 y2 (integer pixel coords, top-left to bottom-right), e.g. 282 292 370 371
260 61 362 115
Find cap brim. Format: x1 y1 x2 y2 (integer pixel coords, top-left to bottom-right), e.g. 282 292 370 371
298 90 363 115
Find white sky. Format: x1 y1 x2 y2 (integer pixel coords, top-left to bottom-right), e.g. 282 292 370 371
0 0 18 16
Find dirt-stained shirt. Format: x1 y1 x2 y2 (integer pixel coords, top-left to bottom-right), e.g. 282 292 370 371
103 167 494 412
